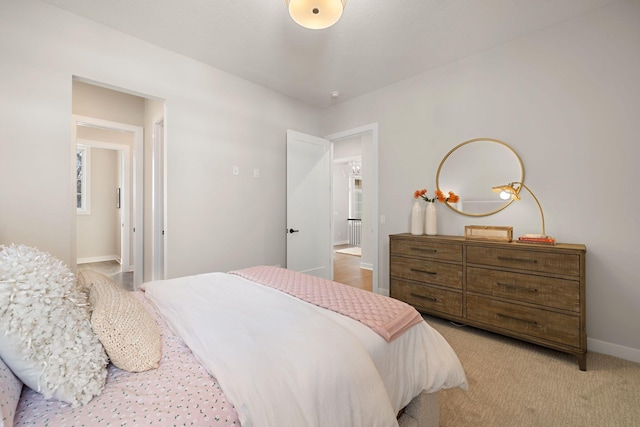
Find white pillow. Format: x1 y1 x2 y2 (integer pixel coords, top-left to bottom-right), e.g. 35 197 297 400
0 244 108 407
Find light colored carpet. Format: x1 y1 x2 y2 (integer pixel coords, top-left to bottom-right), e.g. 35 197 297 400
423 315 640 427
334 246 361 256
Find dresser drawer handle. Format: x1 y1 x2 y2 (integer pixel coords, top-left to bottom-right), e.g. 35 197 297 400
497 313 538 326
410 293 437 302
410 268 437 275
497 256 538 264
410 247 437 254
497 282 538 293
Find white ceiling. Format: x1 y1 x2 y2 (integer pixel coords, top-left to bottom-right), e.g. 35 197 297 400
41 0 616 108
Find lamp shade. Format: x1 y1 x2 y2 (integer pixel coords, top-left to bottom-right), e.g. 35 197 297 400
286 0 347 30
492 183 521 200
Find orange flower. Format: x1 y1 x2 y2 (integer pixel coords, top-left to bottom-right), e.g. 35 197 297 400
415 188 459 204
413 189 427 199
414 188 435 202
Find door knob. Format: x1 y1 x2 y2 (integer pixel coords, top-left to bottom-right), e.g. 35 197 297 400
288 228 300 234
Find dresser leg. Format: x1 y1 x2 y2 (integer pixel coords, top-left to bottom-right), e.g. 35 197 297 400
577 353 587 371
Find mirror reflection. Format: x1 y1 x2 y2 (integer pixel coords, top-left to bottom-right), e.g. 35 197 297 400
436 138 524 217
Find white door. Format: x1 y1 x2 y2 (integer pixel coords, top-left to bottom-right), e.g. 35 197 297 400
286 130 333 279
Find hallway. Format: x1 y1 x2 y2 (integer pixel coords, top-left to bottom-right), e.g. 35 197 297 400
333 244 372 292
78 260 133 291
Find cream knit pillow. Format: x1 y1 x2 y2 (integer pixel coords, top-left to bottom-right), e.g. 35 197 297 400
83 271 161 372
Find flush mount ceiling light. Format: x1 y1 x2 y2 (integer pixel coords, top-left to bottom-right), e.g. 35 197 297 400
285 0 347 30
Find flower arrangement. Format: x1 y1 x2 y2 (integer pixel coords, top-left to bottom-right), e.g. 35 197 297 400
414 188 460 204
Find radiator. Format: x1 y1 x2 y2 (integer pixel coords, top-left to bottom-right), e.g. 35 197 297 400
348 218 361 247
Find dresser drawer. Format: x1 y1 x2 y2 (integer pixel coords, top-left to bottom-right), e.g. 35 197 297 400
390 255 463 289
467 246 580 276
390 238 462 262
391 279 463 317
467 266 580 312
466 295 580 348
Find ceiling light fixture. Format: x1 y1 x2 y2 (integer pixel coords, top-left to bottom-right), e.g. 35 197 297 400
285 0 347 30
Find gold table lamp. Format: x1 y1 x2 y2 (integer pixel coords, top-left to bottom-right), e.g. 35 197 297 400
492 182 555 243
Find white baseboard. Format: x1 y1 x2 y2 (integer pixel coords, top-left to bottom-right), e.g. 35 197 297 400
360 262 373 270
333 239 349 246
588 337 640 364
378 287 390 296
77 255 120 265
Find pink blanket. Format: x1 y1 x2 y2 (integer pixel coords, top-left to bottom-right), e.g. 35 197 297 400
229 266 423 342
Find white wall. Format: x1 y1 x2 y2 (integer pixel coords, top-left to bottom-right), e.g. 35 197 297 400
0 0 322 278
73 81 145 125
322 0 640 361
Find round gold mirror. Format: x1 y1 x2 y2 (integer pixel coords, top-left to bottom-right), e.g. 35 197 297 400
436 138 524 217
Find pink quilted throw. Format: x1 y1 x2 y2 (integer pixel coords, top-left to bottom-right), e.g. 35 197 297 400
229 266 423 342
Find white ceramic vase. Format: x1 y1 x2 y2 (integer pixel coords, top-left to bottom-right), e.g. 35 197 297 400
425 201 437 235
410 200 424 235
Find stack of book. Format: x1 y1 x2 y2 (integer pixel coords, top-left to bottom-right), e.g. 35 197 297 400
516 234 556 245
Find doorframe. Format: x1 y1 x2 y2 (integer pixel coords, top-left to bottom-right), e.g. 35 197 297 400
71 114 144 287
325 123 379 294
152 117 166 280
76 138 131 269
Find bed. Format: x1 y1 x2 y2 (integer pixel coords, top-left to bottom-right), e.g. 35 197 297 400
0 245 467 427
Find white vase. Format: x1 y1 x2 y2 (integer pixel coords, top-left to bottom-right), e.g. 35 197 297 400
410 200 424 235
425 202 437 235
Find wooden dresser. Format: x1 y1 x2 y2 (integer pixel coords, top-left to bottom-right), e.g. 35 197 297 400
389 234 587 370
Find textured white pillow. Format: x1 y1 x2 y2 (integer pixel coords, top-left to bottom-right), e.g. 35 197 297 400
81 270 162 372
0 244 108 407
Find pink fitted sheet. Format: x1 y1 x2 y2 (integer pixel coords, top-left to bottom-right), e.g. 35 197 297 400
13 292 240 426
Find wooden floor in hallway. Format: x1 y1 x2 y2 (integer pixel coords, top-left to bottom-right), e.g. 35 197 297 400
333 244 372 292
78 260 134 291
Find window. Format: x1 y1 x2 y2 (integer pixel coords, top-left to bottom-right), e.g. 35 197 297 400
76 145 91 214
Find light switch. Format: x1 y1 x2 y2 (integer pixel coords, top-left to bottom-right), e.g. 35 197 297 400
233 166 239 176
253 169 260 178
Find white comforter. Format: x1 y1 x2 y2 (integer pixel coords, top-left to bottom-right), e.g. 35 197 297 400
142 272 467 427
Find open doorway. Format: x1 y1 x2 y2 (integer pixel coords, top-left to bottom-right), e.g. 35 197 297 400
332 154 369 291
72 115 142 288
327 123 379 294
71 78 165 288
76 140 132 289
